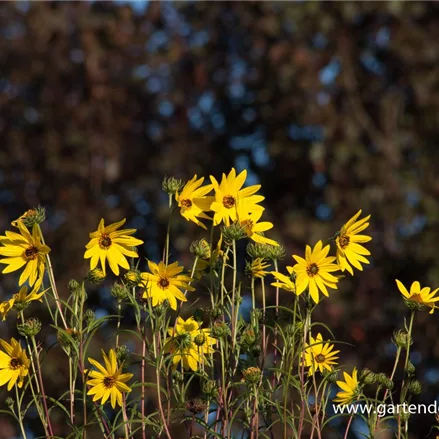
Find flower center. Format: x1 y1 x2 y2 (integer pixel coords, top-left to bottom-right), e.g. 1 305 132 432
158 277 170 289
24 246 39 260
222 195 236 209
103 376 116 389
180 199 192 208
315 354 326 364
410 293 423 303
306 263 319 276
99 234 112 249
339 234 350 249
10 357 23 370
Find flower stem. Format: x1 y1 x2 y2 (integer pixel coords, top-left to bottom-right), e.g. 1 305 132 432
15 384 28 439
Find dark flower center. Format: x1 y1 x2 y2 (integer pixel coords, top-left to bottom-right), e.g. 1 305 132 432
180 199 192 208
10 357 23 370
99 234 112 249
103 376 116 389
158 277 170 289
222 195 235 209
307 263 319 276
315 354 326 364
24 246 39 260
339 234 350 249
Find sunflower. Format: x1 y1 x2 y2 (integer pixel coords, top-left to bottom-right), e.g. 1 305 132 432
175 175 214 230
0 221 50 287
210 168 264 226
303 333 339 375
246 258 270 278
140 261 194 310
0 338 30 390
395 279 439 314
0 285 46 320
333 368 360 405
165 317 216 371
292 241 340 304
236 202 279 246
271 271 296 293
336 210 372 275
86 349 133 409
84 218 144 276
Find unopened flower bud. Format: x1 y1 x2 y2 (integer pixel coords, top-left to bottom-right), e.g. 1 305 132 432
194 332 207 346
202 379 219 399
211 322 230 339
209 306 223 320
222 222 247 243
124 269 142 286
266 244 286 261
360 368 377 385
12 206 46 228
17 318 42 337
376 373 393 389
162 176 185 195
246 243 272 260
87 268 106 284
406 361 415 375
242 366 262 384
172 370 184 382
85 309 95 323
68 279 81 294
190 239 211 260
323 368 339 384
5 397 14 407
392 329 412 349
111 283 129 301
116 345 130 366
408 380 422 395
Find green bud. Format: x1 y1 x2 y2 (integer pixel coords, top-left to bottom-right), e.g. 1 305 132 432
172 370 184 383
202 379 219 399
194 332 206 346
124 269 142 286
111 283 129 301
406 361 415 375
221 222 247 243
408 380 422 395
242 366 262 384
5 397 14 408
58 328 79 356
360 368 377 385
323 368 339 384
190 239 211 259
185 398 207 414
68 279 81 294
399 409 411 422
209 306 223 320
14 206 46 228
240 327 257 348
376 373 393 389
17 318 42 337
211 322 230 339
85 309 95 323
392 329 412 349
266 244 286 261
162 176 185 195
87 268 106 284
116 345 130 366
246 243 272 260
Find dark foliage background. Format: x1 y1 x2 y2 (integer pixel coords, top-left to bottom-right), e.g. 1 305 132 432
1 2 439 438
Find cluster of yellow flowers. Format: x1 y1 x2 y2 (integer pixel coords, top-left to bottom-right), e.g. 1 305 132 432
0 167 438 422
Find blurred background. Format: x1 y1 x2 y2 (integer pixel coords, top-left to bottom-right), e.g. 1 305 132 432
1 1 439 438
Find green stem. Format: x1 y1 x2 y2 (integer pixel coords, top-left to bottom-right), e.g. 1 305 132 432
15 384 28 439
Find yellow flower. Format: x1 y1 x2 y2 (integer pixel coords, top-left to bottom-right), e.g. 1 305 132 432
303 333 339 375
0 338 30 390
87 349 133 409
176 175 214 230
165 317 216 371
334 368 360 405
236 202 278 246
336 210 372 275
0 299 15 321
210 168 264 226
0 285 46 320
84 218 144 276
140 261 194 310
395 279 439 314
271 271 296 293
292 241 340 304
0 222 50 287
247 258 270 278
